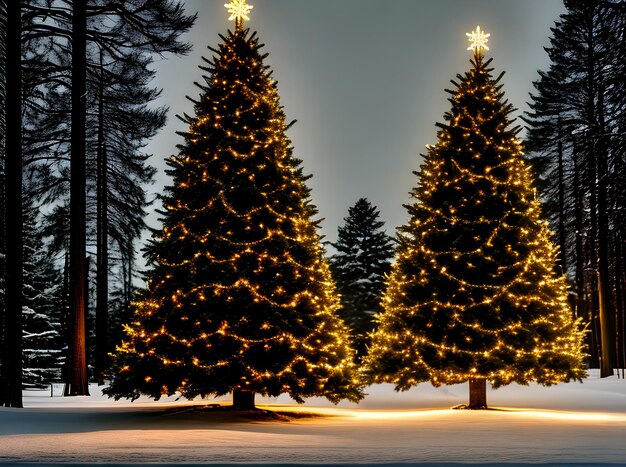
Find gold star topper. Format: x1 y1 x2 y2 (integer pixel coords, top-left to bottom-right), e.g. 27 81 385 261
466 26 490 54
225 0 254 28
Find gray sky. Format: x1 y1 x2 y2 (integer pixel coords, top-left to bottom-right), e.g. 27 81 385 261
144 0 565 248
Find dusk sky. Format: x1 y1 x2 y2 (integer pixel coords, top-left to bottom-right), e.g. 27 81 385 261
145 0 566 248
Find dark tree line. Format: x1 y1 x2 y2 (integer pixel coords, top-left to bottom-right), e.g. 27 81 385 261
525 0 626 376
1 0 195 406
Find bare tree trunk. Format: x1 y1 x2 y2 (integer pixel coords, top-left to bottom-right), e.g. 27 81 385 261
468 378 487 409
95 52 108 386
583 10 603 371
120 246 129 317
596 84 615 377
0 0 23 408
573 146 597 366
616 233 626 375
126 243 133 319
615 234 625 374
573 148 585 320
233 389 255 410
588 138 602 369
66 0 89 396
557 133 568 273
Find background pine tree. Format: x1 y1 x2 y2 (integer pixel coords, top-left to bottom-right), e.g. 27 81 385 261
366 41 586 408
524 0 626 376
330 198 393 360
105 24 361 408
22 177 65 388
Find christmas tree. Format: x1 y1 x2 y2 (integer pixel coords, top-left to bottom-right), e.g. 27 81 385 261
105 0 361 409
330 198 394 360
365 27 586 409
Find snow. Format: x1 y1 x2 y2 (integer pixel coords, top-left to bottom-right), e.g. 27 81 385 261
1 370 625 464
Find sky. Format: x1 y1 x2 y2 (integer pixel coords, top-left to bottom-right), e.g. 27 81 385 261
144 0 566 249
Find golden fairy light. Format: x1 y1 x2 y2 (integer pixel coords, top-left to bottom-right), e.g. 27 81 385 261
225 0 254 26
466 26 490 53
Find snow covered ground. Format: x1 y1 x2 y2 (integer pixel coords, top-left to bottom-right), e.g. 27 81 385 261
1 370 625 464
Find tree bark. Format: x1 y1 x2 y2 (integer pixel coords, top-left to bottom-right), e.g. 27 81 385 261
126 245 132 318
596 84 615 377
66 0 89 396
572 146 597 366
615 234 625 374
1 0 24 408
468 378 487 409
233 389 255 410
95 51 108 386
556 133 568 273
588 134 602 369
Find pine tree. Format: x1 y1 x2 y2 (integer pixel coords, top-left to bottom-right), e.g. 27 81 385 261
22 193 64 387
366 28 586 409
18 0 196 395
105 1 361 409
330 198 393 360
524 0 624 376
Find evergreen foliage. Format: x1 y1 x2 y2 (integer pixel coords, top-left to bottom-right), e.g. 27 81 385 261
330 198 393 360
524 0 626 374
15 0 195 393
105 26 362 404
366 51 587 395
22 197 64 387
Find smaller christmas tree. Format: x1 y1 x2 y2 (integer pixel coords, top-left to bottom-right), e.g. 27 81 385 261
330 198 394 360
366 27 586 409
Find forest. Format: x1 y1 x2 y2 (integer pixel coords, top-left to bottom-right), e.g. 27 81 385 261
0 0 196 406
0 0 625 410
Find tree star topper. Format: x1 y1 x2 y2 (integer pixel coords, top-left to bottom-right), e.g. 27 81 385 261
225 0 254 26
466 26 490 53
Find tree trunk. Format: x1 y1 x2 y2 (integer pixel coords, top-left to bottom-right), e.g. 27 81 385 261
84 255 90 379
468 378 487 409
572 149 584 315
614 234 625 374
556 133 568 273
588 135 602 369
598 269 613 377
596 84 615 378
573 147 597 365
583 9 602 371
126 244 133 318
232 389 255 410
95 52 108 386
1 0 23 408
66 0 89 396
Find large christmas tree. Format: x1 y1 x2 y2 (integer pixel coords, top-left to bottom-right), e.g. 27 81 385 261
105 0 361 409
366 27 586 408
